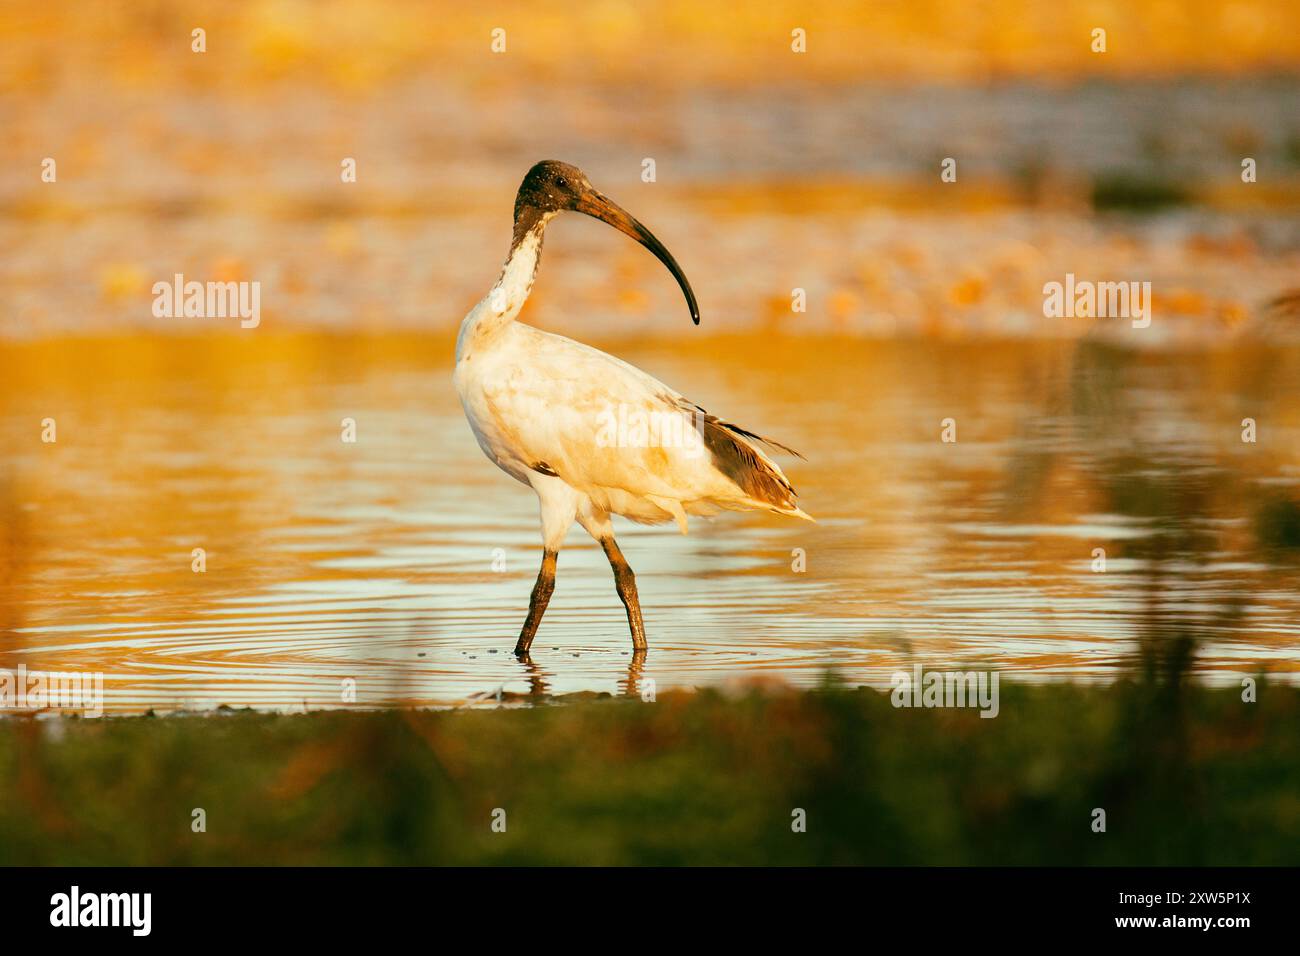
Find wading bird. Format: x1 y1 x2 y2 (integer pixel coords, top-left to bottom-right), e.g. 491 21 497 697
454 161 811 658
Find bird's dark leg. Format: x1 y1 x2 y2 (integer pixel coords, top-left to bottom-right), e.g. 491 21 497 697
601 537 647 651
514 549 557 658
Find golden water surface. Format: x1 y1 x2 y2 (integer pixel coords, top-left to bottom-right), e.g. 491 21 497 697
2 331 1297 712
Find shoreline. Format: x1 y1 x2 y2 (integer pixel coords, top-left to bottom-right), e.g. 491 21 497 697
3 681 1295 865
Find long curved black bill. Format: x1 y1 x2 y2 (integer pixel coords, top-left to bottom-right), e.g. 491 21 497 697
576 190 700 325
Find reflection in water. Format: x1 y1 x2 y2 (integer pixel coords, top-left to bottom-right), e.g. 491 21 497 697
0 332 1297 713
496 649 647 701
519 655 551 700
620 651 648 700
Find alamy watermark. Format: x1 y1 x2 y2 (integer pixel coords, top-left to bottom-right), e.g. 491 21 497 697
0 665 104 718
152 273 260 328
890 664 1000 718
50 886 150 936
595 404 706 458
1043 273 1151 329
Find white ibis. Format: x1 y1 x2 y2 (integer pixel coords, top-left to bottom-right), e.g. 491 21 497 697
454 160 811 658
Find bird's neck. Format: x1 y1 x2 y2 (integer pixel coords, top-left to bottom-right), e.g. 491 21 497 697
457 219 550 359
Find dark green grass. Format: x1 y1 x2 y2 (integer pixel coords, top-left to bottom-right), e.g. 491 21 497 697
2 678 1296 866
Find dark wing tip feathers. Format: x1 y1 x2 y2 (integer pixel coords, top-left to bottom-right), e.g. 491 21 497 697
712 421 805 460
670 396 804 509
701 418 800 510
675 397 804 460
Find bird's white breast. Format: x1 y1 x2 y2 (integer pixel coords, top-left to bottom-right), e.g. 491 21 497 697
454 335 533 486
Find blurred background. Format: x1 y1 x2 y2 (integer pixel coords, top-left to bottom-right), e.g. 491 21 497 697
2 0 1298 339
0 0 1298 712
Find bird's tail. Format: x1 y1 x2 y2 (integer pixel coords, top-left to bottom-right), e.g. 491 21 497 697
700 416 809 517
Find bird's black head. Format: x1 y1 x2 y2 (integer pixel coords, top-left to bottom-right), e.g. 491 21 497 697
511 160 700 325
514 160 589 218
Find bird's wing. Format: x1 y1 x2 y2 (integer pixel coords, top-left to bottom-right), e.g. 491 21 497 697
479 326 803 514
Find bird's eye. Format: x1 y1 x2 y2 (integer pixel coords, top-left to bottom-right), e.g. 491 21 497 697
556 177 567 188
